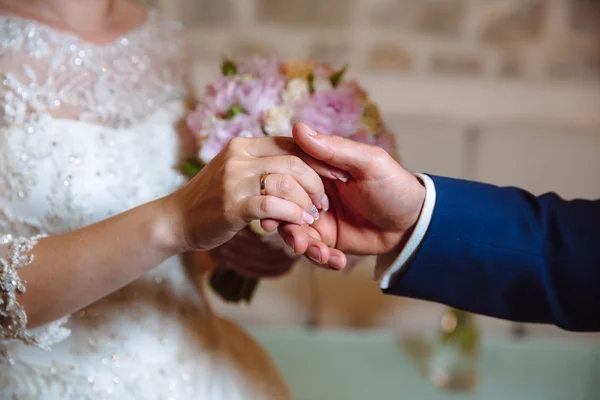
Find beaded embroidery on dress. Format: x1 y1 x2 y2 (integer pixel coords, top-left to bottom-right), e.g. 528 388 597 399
0 9 291 400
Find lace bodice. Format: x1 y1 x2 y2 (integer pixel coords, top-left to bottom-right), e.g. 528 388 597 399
0 10 290 399
0 10 186 129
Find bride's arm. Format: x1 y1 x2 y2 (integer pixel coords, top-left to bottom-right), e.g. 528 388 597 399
5 199 179 330
1 137 342 337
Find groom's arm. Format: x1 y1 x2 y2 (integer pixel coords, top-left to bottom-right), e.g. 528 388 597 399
378 175 600 332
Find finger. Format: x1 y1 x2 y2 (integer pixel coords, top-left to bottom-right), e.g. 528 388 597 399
261 218 280 232
279 223 346 270
231 136 347 182
239 195 315 225
292 122 386 179
303 238 331 267
252 156 329 210
305 237 346 270
240 173 319 220
278 223 311 255
294 236 345 271
278 224 328 264
280 210 337 250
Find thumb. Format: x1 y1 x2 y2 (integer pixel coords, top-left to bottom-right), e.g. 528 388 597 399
292 122 381 178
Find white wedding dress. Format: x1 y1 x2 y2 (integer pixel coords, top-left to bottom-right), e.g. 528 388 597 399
0 10 292 399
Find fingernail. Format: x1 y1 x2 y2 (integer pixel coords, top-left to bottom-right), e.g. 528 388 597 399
321 194 330 211
333 171 349 183
307 246 322 264
328 255 344 270
284 235 296 254
311 205 320 220
305 125 317 136
302 211 315 224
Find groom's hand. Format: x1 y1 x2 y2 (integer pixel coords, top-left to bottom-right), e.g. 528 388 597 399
278 122 426 270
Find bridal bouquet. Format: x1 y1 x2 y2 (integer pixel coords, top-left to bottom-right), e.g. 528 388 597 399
184 57 397 303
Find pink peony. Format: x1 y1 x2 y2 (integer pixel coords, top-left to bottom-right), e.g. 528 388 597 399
294 88 365 137
198 115 265 164
236 77 285 120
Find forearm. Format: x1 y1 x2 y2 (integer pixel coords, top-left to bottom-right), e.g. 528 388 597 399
8 198 180 328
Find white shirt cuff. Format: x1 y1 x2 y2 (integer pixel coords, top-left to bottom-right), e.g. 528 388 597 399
374 173 437 289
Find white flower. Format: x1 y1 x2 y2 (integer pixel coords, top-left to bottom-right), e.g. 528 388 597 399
282 78 309 105
239 73 254 83
263 105 293 137
313 77 332 93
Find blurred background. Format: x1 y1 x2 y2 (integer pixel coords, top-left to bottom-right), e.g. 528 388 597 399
148 0 600 339
147 0 599 397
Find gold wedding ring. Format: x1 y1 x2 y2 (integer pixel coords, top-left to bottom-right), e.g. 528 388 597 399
259 173 270 195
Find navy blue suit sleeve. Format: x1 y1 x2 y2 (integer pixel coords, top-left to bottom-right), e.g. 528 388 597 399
384 176 600 331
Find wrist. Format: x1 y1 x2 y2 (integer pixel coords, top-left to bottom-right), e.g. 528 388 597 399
411 176 427 227
396 175 427 249
148 196 187 256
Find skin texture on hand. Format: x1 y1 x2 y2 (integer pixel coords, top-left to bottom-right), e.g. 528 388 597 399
11 134 342 328
278 123 426 270
164 136 347 253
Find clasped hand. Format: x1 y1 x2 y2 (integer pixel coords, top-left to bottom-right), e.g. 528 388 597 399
272 123 426 271
161 123 425 277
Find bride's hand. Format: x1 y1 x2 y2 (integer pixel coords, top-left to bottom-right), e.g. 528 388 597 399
161 136 345 253
10 137 344 329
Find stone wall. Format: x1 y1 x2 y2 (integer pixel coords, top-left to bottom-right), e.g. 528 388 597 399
151 0 600 82
147 0 600 341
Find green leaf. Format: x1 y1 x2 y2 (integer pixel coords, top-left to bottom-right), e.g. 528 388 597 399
180 158 204 177
329 64 348 87
221 59 238 76
307 72 315 94
225 104 245 119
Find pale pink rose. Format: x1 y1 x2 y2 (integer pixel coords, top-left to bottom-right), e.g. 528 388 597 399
238 57 283 79
203 78 238 112
350 128 375 145
199 137 223 163
236 77 285 120
373 129 397 156
186 104 213 134
294 88 365 137
339 79 368 99
198 115 265 164
350 128 397 156
313 64 335 79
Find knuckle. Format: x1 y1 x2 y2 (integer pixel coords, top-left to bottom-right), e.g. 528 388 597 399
258 196 274 216
367 145 388 164
227 137 246 153
277 175 296 196
285 155 304 175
